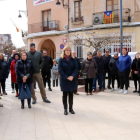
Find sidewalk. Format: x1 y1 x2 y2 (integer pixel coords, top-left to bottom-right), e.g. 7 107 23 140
0 79 140 140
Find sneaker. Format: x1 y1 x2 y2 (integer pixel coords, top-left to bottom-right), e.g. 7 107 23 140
3 92 7 95
124 90 128 94
111 88 114 92
119 89 123 93
118 88 120 92
12 89 15 93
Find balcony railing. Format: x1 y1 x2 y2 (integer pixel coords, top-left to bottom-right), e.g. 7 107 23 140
28 20 60 34
71 16 84 22
93 8 131 25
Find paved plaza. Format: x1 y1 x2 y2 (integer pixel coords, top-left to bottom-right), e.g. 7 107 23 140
0 77 140 140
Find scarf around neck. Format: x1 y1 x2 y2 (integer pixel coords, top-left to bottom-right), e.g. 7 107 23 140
64 55 71 62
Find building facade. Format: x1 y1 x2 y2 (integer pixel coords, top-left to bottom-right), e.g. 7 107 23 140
27 0 68 59
69 0 140 58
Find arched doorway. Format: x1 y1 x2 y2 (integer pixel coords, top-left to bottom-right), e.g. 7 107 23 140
40 39 56 59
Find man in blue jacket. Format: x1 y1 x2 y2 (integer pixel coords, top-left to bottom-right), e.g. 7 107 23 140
116 48 131 94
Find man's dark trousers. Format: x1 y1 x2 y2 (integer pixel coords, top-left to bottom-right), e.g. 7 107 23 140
42 71 51 88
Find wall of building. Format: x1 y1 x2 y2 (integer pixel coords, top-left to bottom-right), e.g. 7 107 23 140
69 26 140 58
69 0 140 29
27 0 68 31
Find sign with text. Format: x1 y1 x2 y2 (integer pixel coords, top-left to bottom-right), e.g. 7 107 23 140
34 0 54 6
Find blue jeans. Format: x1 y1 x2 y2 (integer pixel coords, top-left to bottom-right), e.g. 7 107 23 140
18 82 32 106
93 75 103 90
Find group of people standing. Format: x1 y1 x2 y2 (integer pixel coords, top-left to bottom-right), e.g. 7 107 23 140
82 48 134 95
0 44 140 116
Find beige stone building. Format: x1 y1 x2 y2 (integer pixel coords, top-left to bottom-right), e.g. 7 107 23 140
69 0 140 58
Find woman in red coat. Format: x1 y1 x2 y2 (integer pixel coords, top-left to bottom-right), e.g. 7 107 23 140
10 53 20 97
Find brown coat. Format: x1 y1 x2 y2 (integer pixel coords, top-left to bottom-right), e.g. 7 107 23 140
82 58 98 79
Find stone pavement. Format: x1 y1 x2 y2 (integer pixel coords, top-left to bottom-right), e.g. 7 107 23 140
0 78 140 140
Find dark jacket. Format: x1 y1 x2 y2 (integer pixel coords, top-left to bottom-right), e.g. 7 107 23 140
136 58 140 77
8 56 14 68
41 55 53 72
103 55 112 70
27 51 44 74
116 54 131 72
15 59 34 83
75 57 81 71
93 55 104 75
0 60 2 78
58 57 78 92
1 60 9 79
131 58 138 71
82 58 98 79
109 57 118 75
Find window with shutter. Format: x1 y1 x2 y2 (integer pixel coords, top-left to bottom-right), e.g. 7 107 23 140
74 1 82 22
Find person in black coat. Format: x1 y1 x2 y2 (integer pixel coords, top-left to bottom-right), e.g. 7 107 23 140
41 50 53 91
58 46 78 115
8 50 17 93
109 52 120 92
72 51 81 95
15 52 34 109
0 54 9 96
93 50 104 92
103 49 112 89
131 53 139 93
0 58 2 107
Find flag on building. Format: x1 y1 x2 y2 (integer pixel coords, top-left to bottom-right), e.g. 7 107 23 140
103 11 114 24
9 18 20 32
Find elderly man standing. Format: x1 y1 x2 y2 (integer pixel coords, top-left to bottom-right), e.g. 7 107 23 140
27 43 51 104
41 50 53 91
72 51 81 95
8 50 17 93
93 50 104 92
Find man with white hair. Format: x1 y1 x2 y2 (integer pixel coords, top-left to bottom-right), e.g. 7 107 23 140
8 50 17 93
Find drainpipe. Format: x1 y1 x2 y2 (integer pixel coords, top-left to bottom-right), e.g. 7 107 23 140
120 0 123 55
67 0 69 46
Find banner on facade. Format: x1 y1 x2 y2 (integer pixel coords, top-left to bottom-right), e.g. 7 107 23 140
103 11 114 24
34 0 54 6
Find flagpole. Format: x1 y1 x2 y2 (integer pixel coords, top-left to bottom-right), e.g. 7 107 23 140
120 0 123 55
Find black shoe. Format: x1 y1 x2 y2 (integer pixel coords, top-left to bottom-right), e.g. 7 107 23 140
133 90 137 93
21 105 24 109
48 88 52 91
32 100 36 104
44 98 51 103
69 109 75 114
28 105 31 109
108 87 111 89
64 109 68 115
3 92 7 95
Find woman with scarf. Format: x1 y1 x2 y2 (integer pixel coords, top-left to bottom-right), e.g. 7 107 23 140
0 53 9 96
10 53 20 97
58 46 78 115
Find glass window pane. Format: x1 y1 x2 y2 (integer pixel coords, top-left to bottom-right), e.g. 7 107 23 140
114 4 118 10
76 7 79 13
75 13 79 17
107 5 112 11
48 11 51 21
114 0 118 4
107 0 112 6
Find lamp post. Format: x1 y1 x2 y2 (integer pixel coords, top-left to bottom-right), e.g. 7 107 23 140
56 0 69 45
18 10 27 18
120 0 123 55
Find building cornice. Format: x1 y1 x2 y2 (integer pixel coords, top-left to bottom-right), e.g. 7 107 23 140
27 30 67 39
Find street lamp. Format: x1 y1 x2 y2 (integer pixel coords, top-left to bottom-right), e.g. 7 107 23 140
18 10 27 18
56 0 68 9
